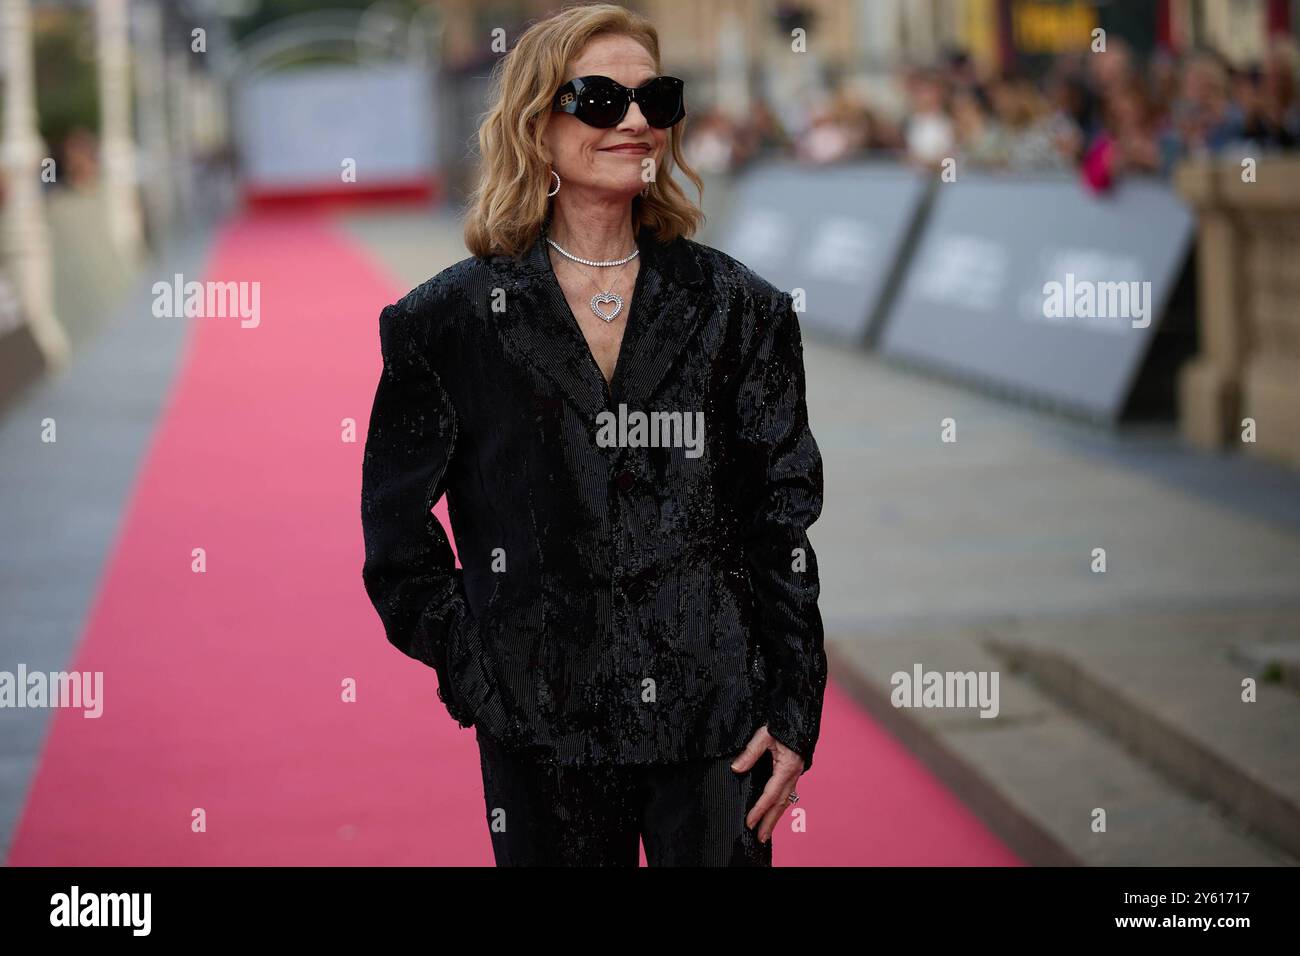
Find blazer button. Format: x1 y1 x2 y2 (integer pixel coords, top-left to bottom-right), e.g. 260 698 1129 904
625 578 647 601
615 469 636 493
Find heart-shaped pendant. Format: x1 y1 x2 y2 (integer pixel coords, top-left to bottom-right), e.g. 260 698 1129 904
591 292 623 323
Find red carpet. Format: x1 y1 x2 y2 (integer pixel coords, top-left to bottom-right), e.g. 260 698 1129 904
6 213 1019 866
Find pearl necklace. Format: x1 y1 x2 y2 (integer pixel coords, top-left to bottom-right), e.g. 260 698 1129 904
546 234 640 322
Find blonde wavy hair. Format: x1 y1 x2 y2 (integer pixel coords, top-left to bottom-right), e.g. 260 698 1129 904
462 2 705 259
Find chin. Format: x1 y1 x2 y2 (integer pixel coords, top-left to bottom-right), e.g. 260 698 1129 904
585 178 647 201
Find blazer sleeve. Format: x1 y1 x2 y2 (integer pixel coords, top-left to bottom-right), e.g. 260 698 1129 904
360 292 476 727
733 286 828 773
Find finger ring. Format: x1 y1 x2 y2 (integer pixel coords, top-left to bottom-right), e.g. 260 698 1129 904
787 791 799 804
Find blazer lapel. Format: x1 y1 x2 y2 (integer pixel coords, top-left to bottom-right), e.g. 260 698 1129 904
611 229 707 410
495 231 608 424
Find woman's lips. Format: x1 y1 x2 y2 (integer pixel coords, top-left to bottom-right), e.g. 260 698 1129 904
601 144 652 153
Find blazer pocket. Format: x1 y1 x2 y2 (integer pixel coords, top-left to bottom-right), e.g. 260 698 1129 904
442 581 502 729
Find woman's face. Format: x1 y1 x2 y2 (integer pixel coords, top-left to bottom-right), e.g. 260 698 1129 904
541 34 668 202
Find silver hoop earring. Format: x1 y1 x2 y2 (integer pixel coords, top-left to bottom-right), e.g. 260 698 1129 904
547 169 561 197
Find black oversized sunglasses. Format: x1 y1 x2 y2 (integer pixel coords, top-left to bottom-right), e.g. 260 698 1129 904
551 75 686 129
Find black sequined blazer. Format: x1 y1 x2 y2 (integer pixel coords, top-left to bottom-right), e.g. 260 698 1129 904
360 222 827 772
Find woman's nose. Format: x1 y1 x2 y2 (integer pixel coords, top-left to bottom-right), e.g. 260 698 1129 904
619 101 650 131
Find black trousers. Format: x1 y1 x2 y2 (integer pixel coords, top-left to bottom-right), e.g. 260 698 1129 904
475 728 774 866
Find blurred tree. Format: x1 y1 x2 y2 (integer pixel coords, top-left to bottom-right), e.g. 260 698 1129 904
33 13 99 164
228 0 419 41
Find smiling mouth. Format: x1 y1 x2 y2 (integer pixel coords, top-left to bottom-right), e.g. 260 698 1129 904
601 145 652 152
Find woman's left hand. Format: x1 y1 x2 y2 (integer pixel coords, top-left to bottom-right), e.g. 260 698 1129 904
731 725 805 843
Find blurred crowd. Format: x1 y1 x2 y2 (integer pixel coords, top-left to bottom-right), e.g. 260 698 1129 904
684 36 1300 191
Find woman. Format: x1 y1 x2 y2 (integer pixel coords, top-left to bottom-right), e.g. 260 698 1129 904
360 3 826 867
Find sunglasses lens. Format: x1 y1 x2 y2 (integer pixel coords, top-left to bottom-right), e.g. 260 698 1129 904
638 78 684 128
558 76 684 129
575 80 626 128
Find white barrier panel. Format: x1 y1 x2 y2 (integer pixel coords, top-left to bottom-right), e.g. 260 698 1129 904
236 62 435 192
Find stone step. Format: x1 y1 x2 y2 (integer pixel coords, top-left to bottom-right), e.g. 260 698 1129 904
985 607 1300 860
828 625 1297 865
